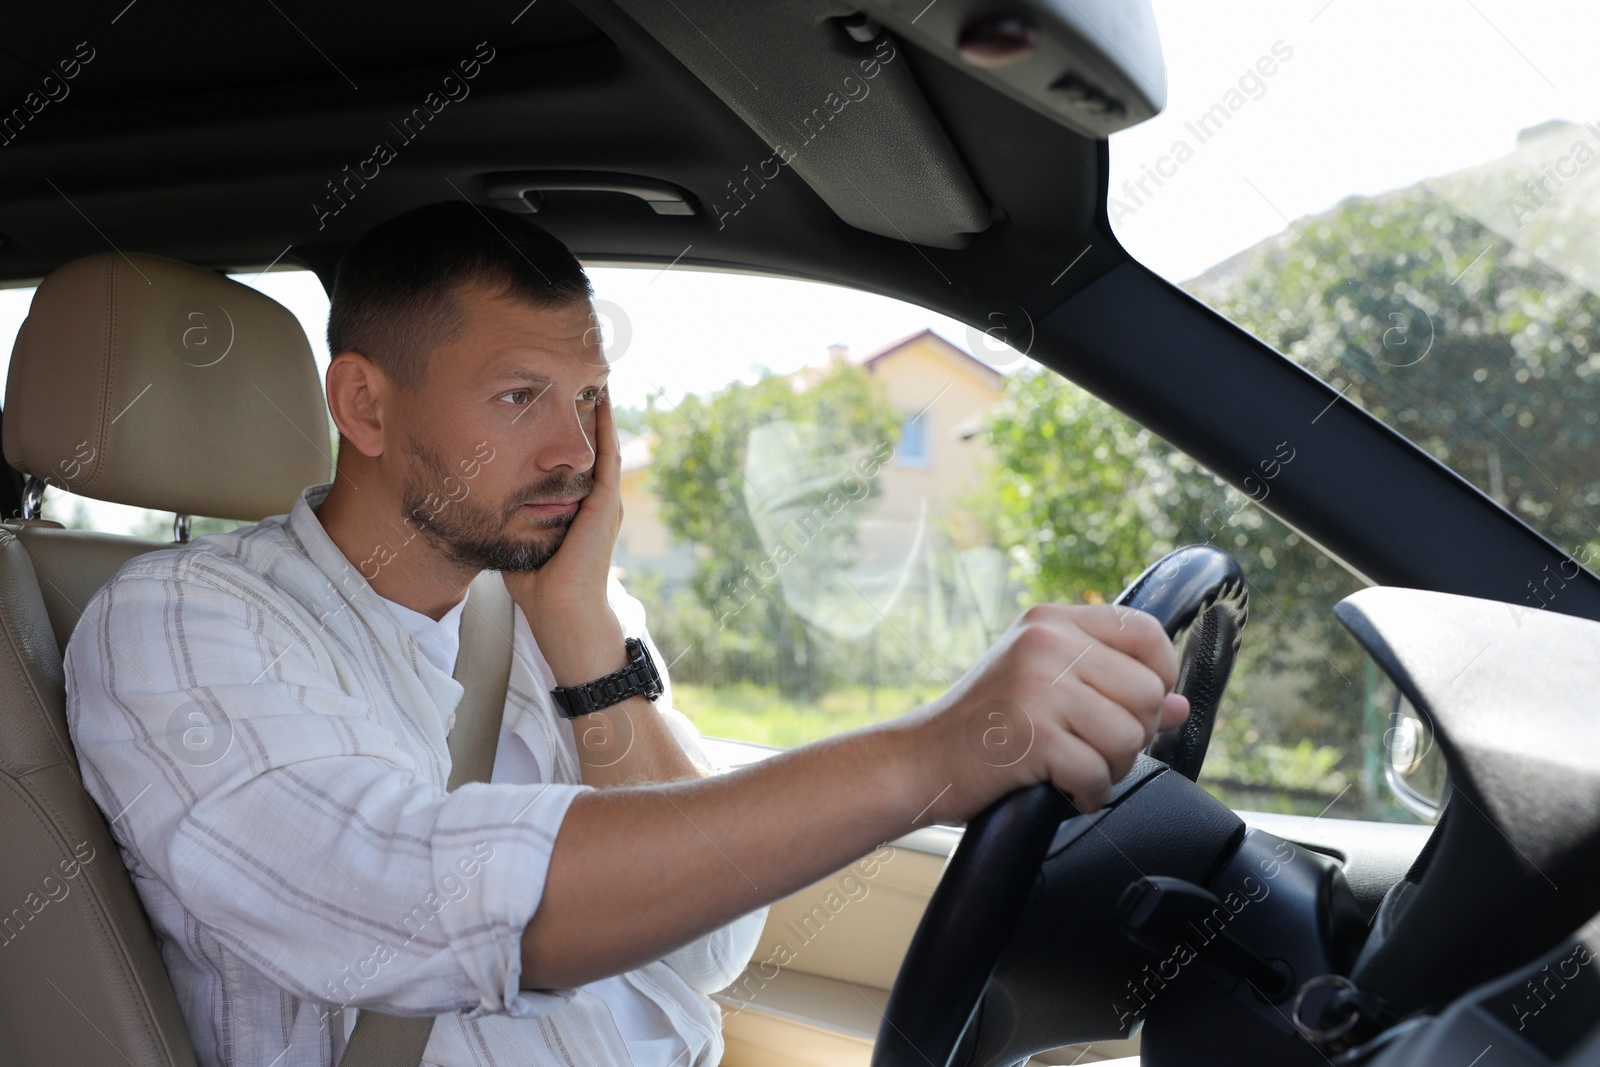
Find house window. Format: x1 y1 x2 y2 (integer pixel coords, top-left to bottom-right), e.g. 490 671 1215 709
899 410 930 466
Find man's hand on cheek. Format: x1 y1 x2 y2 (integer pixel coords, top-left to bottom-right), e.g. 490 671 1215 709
501 391 629 684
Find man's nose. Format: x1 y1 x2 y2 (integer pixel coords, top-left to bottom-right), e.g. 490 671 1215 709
537 400 597 472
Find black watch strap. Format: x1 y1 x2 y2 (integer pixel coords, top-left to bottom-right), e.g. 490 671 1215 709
550 636 664 718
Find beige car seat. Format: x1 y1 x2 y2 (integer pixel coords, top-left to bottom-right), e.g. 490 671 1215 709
0 251 330 1065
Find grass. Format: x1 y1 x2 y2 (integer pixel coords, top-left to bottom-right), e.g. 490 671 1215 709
671 681 1416 821
672 681 938 748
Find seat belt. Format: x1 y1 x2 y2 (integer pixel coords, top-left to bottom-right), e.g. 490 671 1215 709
337 570 515 1067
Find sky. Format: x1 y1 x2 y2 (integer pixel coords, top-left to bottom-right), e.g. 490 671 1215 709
3 0 1595 532
1110 0 1600 281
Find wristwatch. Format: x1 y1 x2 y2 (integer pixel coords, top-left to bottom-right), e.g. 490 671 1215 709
550 636 664 718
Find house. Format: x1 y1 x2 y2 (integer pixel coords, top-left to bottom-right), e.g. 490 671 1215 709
614 432 697 584
819 330 1006 534
613 329 1007 584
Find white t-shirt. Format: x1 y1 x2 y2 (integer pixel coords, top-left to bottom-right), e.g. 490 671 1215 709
377 587 686 1067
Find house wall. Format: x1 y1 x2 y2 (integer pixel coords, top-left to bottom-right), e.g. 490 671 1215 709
865 335 1002 528
617 466 696 583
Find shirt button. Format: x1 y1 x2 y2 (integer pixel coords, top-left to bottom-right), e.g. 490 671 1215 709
446 712 457 730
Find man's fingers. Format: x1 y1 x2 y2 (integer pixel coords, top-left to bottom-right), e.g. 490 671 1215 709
1070 644 1169 744
1041 730 1114 813
936 604 1200 826
1064 606 1179 693
1158 693 1190 731
1056 679 1149 782
590 386 622 494
565 388 622 547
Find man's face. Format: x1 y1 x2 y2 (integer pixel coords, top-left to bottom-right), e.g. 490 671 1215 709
388 280 607 573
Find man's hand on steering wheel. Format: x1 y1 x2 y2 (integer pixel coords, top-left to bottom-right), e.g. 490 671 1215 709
903 603 1191 827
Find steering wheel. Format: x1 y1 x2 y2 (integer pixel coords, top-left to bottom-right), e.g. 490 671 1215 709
871 545 1249 1067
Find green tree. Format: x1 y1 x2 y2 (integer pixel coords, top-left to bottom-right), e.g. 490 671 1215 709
976 180 1600 814
644 363 900 698
1193 184 1600 564
973 368 1357 645
969 366 1365 805
611 403 647 439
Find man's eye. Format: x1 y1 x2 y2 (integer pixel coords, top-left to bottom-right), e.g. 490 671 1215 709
501 389 532 406
578 388 602 405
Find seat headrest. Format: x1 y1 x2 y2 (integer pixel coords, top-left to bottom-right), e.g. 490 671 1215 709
3 252 332 521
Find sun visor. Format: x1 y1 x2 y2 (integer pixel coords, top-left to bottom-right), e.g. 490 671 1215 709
598 0 993 249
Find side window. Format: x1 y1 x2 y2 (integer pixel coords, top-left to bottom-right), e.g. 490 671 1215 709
594 266 1415 823
0 267 333 537
0 258 1419 823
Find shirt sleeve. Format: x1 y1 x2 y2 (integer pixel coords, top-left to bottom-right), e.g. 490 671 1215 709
65 567 594 1020
607 576 770 993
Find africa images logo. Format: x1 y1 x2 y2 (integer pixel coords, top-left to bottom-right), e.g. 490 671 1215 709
312 42 497 230
711 37 899 230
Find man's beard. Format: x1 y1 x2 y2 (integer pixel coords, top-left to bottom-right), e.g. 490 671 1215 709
399 431 593 572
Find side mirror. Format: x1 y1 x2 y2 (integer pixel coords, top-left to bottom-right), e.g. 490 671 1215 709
1384 693 1451 822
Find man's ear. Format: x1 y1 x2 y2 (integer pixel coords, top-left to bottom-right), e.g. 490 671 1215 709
326 351 390 459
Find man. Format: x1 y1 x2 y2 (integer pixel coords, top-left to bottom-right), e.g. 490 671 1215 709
65 202 1189 1067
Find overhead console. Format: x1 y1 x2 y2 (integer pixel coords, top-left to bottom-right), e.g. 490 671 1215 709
856 0 1166 139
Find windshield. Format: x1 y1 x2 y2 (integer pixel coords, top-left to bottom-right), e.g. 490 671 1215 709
1112 0 1600 575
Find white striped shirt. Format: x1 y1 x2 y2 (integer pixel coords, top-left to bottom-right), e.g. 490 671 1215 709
64 481 767 1067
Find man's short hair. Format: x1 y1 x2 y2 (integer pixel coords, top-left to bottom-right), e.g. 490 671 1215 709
327 201 593 391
